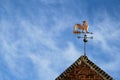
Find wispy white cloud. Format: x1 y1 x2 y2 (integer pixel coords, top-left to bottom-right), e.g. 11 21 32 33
91 10 120 53
0 14 80 80
62 42 81 61
0 0 120 80
88 10 120 79
29 54 58 80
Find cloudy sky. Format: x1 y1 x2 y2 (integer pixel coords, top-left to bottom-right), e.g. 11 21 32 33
0 0 120 80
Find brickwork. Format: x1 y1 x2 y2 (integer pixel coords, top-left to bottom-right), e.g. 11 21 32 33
59 62 103 80
55 55 114 80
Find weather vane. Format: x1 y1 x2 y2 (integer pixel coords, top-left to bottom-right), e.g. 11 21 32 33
73 21 93 56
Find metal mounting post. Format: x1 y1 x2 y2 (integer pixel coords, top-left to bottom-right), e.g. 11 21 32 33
76 31 93 56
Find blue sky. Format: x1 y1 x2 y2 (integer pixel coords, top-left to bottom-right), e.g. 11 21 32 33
0 0 120 80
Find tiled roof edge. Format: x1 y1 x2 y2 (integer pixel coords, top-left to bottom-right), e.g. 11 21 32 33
55 55 114 80
55 56 82 80
82 56 114 80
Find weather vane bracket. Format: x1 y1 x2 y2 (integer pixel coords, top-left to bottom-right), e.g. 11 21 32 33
73 21 93 56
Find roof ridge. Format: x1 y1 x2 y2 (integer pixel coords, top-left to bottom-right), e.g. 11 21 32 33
82 56 114 80
55 55 114 80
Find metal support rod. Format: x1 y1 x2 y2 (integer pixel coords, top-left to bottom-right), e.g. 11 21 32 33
76 31 93 56
83 34 87 56
84 42 86 56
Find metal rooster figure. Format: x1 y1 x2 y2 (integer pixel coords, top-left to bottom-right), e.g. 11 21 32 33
74 21 89 33
73 21 93 56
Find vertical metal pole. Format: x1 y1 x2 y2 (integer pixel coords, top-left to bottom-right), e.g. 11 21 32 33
84 42 86 56
83 33 87 56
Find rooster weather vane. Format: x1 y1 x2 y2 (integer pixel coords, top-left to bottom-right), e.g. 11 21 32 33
73 21 93 56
